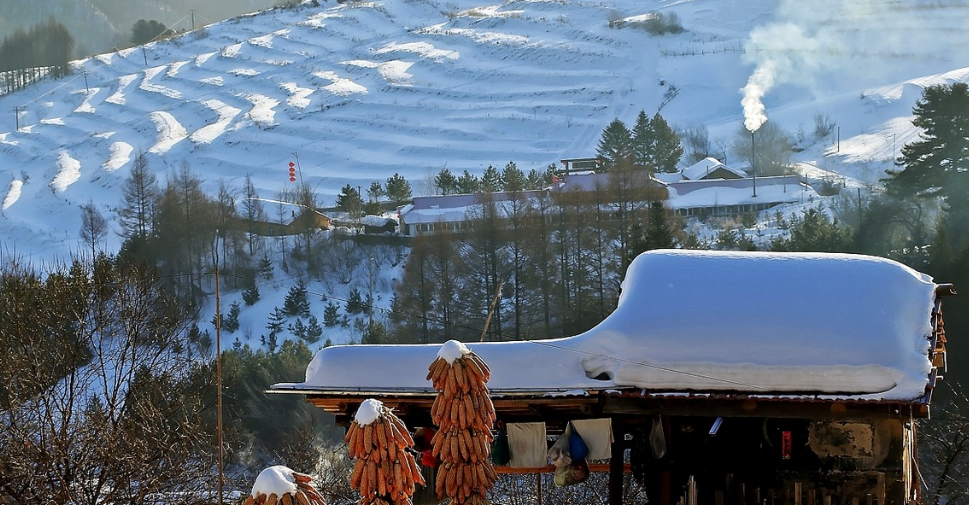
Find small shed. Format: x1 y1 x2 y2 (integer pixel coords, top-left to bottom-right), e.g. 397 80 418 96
271 250 952 505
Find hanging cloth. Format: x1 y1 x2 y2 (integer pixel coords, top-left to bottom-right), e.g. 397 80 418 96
507 422 547 468
569 418 614 461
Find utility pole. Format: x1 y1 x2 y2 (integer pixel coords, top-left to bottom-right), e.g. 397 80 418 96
214 234 225 505
750 129 757 198
192 10 196 30
142 47 148 66
83 71 89 93
14 106 19 131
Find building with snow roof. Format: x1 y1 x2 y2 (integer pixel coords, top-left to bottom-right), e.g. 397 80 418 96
272 250 954 505
681 157 748 181
397 173 818 237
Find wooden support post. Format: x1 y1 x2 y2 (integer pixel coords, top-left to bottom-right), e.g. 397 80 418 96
823 494 831 505
876 473 885 505
536 472 542 505
795 482 802 505
808 488 816 505
607 418 624 505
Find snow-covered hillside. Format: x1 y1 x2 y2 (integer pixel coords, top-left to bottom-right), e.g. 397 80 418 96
1 0 969 261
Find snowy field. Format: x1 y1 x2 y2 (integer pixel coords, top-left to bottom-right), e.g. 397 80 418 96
1 0 968 262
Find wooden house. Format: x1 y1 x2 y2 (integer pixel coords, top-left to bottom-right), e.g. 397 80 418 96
270 250 952 505
225 207 331 237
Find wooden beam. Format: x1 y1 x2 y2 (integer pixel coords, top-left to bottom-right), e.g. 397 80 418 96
608 418 625 505
601 396 921 419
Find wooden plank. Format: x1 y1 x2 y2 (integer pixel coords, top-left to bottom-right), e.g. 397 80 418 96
494 463 631 474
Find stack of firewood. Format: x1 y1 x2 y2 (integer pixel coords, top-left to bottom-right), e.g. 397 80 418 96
346 399 426 505
426 341 498 505
242 467 327 505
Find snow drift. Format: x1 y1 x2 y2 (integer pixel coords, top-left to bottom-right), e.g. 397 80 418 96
285 250 938 401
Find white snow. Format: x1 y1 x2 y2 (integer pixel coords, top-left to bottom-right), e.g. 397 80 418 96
103 142 133 171
343 60 414 85
279 82 315 109
375 42 459 61
148 111 189 154
242 94 278 125
295 250 938 401
74 88 99 113
313 71 366 95
105 74 137 105
438 340 470 363
2 180 23 210
354 398 385 425
51 151 82 192
1 0 968 263
222 43 243 58
140 66 182 99
251 466 298 497
191 100 242 144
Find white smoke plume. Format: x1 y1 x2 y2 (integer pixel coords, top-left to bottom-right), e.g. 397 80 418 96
741 22 826 132
739 0 964 132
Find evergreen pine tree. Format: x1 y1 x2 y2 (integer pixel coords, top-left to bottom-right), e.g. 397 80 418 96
643 201 676 250
283 279 310 316
631 110 653 167
259 255 273 280
480 165 502 192
456 170 480 194
323 302 340 327
434 169 458 195
361 321 388 344
346 288 364 314
305 315 323 344
242 279 260 306
649 113 684 173
266 306 286 334
224 301 241 333
885 82 969 246
386 173 412 206
502 161 526 191
288 318 307 341
597 118 634 168
336 184 364 218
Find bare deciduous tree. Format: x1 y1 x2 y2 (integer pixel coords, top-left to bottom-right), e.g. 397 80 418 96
0 255 212 504
80 200 108 258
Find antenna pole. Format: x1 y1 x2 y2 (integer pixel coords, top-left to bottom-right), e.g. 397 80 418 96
479 280 504 342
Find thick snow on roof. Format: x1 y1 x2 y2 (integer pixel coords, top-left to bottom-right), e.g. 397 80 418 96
251 466 298 497
681 157 747 180
666 176 817 209
287 250 937 401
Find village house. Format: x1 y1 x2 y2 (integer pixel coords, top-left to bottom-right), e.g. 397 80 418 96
396 159 817 236
271 250 953 505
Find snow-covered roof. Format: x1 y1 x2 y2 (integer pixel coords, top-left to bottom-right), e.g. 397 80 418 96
276 250 939 402
401 190 547 224
681 157 748 180
666 176 816 209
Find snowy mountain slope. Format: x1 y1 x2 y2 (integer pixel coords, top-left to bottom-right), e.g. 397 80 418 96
2 0 969 261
